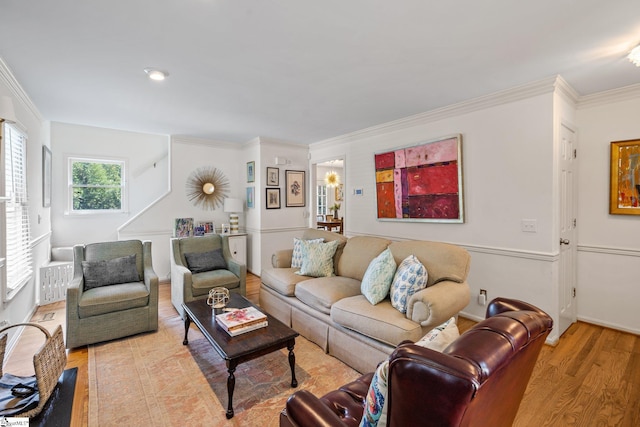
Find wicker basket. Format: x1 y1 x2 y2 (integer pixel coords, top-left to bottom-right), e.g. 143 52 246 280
0 322 67 417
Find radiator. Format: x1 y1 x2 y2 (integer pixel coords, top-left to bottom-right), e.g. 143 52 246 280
39 262 73 304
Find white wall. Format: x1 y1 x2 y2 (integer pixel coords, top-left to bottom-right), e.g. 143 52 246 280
50 122 169 247
575 89 640 334
310 81 563 340
0 60 50 337
119 136 244 279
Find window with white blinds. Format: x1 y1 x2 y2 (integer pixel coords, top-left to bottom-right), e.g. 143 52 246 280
3 123 32 299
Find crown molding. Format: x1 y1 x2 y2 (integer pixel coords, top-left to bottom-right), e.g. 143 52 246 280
312 76 560 148
577 82 640 109
171 134 241 150
0 57 43 122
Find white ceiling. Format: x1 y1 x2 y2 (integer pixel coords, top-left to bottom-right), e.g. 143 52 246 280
2 1 640 144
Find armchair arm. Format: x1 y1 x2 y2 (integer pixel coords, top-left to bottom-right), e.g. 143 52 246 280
406 280 471 330
142 241 159 297
170 239 194 300
226 257 247 295
486 297 550 320
284 390 349 427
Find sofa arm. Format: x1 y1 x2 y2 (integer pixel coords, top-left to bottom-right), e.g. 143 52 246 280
272 249 293 268
406 281 471 330
282 390 349 427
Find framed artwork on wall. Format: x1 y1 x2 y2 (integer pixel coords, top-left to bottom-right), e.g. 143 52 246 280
42 145 52 207
610 139 640 215
285 170 305 207
247 161 255 183
266 188 280 209
246 186 255 208
374 134 464 223
335 184 344 201
267 167 279 186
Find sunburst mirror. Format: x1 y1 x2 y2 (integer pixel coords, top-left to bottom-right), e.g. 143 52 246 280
186 166 229 210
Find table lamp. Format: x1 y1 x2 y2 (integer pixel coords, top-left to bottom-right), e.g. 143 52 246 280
224 198 244 234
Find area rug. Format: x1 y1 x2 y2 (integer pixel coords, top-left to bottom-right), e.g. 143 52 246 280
88 308 361 426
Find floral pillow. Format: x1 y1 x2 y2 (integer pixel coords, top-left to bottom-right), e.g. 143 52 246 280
359 317 459 427
295 240 339 277
390 255 428 313
291 237 324 268
361 248 397 305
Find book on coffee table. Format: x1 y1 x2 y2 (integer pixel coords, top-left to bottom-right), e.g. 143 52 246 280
216 307 268 336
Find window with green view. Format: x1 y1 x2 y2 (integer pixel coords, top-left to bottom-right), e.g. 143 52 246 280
69 158 126 212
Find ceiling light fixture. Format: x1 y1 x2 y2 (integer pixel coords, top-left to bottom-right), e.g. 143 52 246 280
628 45 640 67
325 170 340 188
144 68 169 81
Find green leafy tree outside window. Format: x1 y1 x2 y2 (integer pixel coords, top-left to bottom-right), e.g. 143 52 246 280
72 161 123 210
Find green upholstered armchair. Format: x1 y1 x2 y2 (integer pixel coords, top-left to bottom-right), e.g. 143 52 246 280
65 240 159 349
170 234 246 319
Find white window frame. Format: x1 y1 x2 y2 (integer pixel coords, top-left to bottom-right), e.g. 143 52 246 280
1 123 32 301
317 184 327 216
67 156 127 215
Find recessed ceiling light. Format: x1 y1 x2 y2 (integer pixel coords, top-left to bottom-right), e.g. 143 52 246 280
628 45 640 67
144 68 169 81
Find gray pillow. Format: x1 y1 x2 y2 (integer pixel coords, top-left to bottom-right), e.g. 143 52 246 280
82 254 140 290
184 249 227 273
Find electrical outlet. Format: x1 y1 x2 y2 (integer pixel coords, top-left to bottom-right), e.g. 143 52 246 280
478 289 487 306
521 219 537 233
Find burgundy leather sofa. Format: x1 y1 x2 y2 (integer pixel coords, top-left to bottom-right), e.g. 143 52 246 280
280 297 553 427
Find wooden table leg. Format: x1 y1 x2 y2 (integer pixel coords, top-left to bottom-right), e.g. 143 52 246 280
288 340 298 388
183 314 191 345
226 361 237 419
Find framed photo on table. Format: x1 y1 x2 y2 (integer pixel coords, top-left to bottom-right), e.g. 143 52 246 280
285 170 305 207
266 188 281 209
267 167 279 186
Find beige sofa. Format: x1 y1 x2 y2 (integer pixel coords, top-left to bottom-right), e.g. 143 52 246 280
260 229 471 373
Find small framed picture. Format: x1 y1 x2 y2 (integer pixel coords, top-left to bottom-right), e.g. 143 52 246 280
221 223 230 234
266 188 281 209
285 170 306 207
335 184 344 201
267 167 279 186
247 161 255 183
246 186 255 208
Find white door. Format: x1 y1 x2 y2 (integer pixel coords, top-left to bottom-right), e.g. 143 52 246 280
559 124 577 335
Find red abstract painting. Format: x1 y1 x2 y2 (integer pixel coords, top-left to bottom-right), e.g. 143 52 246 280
374 135 464 222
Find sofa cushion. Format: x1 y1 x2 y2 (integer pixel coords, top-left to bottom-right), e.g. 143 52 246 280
390 255 428 313
331 295 424 346
302 229 348 273
388 240 470 287
296 240 340 277
291 238 324 268
78 282 149 318
82 254 140 290
261 267 311 297
184 248 227 273
295 277 362 315
191 269 240 297
361 317 460 427
337 236 391 281
361 248 397 305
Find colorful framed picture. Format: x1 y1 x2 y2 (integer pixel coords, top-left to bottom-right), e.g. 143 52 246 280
246 186 255 208
266 188 281 209
610 139 640 215
267 167 279 186
174 218 194 237
374 134 464 223
285 170 305 207
247 161 255 183
335 184 344 201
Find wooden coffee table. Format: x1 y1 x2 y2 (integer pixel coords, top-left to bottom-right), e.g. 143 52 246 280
182 293 299 419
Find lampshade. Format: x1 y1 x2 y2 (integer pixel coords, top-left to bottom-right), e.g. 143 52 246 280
0 96 17 123
224 198 244 213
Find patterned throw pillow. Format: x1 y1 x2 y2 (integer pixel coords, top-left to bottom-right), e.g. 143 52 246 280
291 237 324 268
295 240 339 277
390 255 428 313
359 317 459 427
361 248 397 305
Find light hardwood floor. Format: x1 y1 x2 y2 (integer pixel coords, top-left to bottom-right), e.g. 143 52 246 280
6 275 639 426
